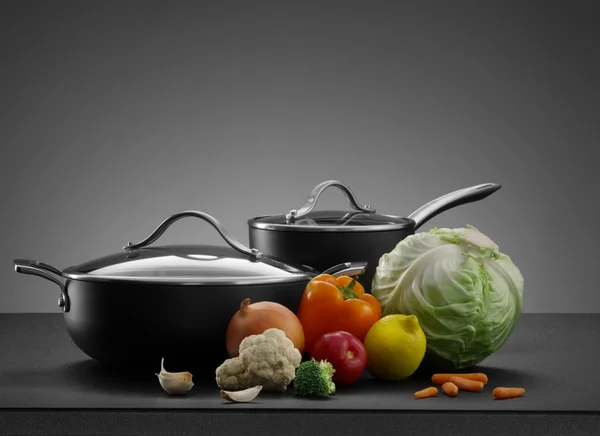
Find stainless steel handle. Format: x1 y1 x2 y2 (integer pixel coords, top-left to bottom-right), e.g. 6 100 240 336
321 261 368 278
408 183 501 230
13 259 69 312
124 210 263 260
286 180 376 223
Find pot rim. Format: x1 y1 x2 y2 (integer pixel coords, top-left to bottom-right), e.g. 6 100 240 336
247 213 416 233
60 270 313 286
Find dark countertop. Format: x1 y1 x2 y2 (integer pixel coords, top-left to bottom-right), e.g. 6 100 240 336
1 313 599 435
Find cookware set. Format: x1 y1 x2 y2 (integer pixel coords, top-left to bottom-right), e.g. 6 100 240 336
13 180 500 367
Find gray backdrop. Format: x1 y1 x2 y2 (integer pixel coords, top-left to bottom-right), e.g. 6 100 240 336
1 1 598 313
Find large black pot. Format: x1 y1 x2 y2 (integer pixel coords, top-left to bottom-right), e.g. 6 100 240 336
14 211 365 371
248 181 501 292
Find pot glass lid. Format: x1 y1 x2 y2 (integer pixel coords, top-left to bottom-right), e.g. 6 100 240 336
248 180 414 232
62 245 314 285
249 210 413 232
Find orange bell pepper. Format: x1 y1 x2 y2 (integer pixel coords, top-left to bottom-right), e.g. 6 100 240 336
297 274 382 352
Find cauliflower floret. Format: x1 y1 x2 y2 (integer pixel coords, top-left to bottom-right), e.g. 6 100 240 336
239 328 302 392
215 357 245 391
215 328 302 392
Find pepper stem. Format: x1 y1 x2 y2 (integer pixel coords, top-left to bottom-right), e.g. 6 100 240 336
339 278 360 300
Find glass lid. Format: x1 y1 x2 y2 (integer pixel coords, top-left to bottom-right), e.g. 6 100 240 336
247 180 413 232
63 244 314 285
62 210 316 285
249 210 413 232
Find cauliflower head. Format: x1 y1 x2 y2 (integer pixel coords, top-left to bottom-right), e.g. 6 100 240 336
214 357 245 391
215 328 302 392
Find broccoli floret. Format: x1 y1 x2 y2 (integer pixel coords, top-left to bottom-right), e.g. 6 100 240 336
293 358 336 398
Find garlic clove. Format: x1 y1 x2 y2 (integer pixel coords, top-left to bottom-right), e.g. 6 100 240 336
157 373 194 395
159 358 193 382
220 385 263 403
156 358 194 395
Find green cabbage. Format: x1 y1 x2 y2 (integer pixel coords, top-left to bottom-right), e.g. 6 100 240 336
371 225 524 370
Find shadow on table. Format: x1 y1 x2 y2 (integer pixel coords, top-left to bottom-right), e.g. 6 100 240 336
0 356 549 399
0 358 223 397
347 363 548 394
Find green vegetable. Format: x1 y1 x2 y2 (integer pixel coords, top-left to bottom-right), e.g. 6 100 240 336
371 225 524 370
293 358 336 397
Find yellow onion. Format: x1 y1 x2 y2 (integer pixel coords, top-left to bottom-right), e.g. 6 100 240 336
226 298 305 357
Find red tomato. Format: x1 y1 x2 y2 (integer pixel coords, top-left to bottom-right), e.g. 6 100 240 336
310 331 368 385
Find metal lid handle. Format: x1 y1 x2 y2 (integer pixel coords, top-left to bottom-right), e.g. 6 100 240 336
286 180 376 223
124 210 263 260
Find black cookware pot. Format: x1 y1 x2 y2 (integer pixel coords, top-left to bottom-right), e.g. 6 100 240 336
248 181 501 292
14 211 366 370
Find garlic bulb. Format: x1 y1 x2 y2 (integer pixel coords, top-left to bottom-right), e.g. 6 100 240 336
156 358 194 395
221 385 263 403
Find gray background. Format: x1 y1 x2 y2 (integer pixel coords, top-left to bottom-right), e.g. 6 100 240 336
1 1 598 313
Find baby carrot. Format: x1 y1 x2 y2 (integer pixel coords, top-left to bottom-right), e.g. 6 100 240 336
449 376 484 392
493 387 525 400
442 382 459 397
432 373 488 385
414 386 439 399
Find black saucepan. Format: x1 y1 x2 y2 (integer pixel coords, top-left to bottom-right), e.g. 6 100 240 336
14 211 366 370
248 181 501 291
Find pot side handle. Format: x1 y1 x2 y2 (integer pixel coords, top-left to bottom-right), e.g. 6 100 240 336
408 183 501 230
13 259 69 312
322 261 368 278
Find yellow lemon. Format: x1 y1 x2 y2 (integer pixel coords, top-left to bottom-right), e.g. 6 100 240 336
363 314 426 381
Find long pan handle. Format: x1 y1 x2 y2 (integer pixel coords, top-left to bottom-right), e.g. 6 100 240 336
408 183 501 230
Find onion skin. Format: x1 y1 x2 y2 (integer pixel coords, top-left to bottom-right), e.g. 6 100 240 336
226 298 305 357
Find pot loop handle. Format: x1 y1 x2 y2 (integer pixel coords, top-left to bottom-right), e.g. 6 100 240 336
124 210 263 260
13 259 70 312
286 180 376 223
